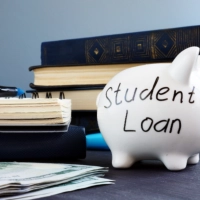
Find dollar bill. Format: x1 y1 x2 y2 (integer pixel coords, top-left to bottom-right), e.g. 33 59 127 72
0 162 113 199
1 176 114 200
0 162 108 184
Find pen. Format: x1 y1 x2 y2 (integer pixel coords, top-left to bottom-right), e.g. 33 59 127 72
0 85 25 97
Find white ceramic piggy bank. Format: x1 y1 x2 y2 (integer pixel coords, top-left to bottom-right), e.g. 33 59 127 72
97 47 200 171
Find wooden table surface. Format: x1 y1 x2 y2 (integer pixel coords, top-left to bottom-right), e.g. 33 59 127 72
38 150 200 200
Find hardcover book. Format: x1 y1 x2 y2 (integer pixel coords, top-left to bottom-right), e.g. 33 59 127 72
0 125 86 161
41 25 200 65
71 111 99 133
29 63 142 87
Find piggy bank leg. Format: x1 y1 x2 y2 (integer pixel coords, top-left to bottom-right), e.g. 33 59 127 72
112 152 135 168
160 154 188 171
187 153 199 164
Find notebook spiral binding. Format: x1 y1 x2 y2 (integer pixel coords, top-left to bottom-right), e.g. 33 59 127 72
30 91 99 134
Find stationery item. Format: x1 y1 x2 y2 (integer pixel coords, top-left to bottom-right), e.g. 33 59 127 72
29 63 142 87
41 25 200 65
0 98 71 125
26 89 101 133
86 133 109 150
26 85 104 111
0 85 25 97
0 125 86 161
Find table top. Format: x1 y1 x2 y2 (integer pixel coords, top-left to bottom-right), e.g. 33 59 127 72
39 150 200 200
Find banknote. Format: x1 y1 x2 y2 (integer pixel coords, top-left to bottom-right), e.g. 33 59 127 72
0 162 113 199
0 162 108 185
1 176 114 200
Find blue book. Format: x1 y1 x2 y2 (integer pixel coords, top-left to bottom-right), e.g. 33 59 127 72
41 25 200 65
86 133 110 150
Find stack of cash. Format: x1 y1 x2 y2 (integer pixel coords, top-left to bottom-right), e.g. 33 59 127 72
0 162 114 200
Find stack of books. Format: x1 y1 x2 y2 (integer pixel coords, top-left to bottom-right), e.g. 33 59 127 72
27 24 200 138
27 63 141 133
0 98 86 160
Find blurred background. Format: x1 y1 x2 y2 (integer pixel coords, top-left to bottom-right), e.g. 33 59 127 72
0 0 200 92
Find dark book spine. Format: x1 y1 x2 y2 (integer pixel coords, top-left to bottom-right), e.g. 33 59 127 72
41 25 200 65
71 111 99 134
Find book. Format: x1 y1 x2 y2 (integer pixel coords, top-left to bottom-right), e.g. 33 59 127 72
71 111 99 133
26 85 104 110
0 98 71 125
29 63 144 87
0 125 86 161
41 25 200 65
26 89 101 133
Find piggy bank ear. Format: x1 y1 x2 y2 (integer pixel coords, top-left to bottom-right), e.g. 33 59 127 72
169 46 199 84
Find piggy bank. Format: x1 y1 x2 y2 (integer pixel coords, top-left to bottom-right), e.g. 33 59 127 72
96 47 200 171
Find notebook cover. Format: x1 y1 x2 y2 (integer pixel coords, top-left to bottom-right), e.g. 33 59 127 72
0 123 70 133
